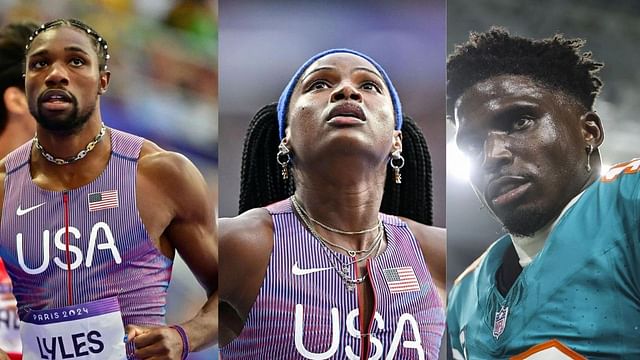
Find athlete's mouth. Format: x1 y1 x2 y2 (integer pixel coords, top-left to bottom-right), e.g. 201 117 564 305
326 102 366 124
40 89 73 104
38 89 74 112
486 176 532 208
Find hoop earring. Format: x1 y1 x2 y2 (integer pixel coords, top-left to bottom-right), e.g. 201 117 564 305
389 150 405 184
585 144 593 172
277 140 291 180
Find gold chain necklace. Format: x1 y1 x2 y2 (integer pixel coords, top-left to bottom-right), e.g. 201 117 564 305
291 196 382 257
292 195 380 235
291 196 385 290
33 123 106 165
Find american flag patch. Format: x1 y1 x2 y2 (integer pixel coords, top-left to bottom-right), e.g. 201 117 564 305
383 266 420 294
88 190 119 212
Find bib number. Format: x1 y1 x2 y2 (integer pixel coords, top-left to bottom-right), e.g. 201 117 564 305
20 297 127 360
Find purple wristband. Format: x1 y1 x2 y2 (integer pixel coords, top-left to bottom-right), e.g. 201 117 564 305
170 325 189 360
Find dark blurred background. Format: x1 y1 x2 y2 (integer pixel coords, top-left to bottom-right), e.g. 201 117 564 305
0 1 217 358
447 0 640 356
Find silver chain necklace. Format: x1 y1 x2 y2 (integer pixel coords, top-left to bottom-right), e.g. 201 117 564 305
33 123 107 165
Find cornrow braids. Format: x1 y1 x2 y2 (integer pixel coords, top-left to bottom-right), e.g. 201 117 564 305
0 22 37 133
447 27 604 120
238 104 434 225
24 18 110 72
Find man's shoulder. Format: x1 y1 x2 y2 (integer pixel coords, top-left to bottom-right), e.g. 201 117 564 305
137 140 201 188
452 236 506 288
594 158 640 212
600 158 640 183
138 140 187 168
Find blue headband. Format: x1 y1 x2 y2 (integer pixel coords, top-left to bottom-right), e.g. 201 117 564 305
276 48 403 139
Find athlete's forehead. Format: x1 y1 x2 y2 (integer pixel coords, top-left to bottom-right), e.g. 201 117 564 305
454 74 571 128
299 53 385 83
27 26 96 59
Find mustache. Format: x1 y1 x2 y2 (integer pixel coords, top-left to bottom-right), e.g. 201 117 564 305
37 89 77 105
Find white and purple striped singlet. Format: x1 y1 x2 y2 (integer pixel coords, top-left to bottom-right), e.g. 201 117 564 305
0 129 172 328
222 199 445 359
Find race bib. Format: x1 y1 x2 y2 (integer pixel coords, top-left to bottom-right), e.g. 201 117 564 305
20 297 127 360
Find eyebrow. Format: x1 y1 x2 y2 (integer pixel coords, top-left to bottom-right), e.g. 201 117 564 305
300 65 384 83
352 66 384 82
28 46 91 58
300 66 336 82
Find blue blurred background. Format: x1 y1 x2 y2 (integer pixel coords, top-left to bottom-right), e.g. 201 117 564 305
0 0 218 358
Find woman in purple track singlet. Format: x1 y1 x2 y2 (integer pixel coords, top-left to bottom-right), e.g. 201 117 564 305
219 49 446 359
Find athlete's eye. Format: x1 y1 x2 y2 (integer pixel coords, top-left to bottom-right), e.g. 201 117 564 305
512 116 534 131
308 80 330 91
361 81 382 93
30 60 48 70
69 58 85 67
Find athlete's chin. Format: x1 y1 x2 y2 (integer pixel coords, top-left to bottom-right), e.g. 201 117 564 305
494 205 552 237
35 111 91 134
319 134 386 160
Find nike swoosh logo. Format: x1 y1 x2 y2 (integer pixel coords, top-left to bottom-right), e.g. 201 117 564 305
16 203 46 216
291 262 332 276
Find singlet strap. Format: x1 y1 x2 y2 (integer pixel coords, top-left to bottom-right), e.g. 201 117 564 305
109 128 144 161
4 142 32 175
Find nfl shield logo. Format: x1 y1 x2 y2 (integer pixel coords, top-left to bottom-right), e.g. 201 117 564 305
493 305 509 339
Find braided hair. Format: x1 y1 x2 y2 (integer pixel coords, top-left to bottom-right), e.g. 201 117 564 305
239 103 434 225
447 27 603 120
24 18 110 72
0 22 37 133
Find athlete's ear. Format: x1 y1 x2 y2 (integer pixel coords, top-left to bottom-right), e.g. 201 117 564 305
580 112 604 148
283 127 292 145
391 130 402 153
98 70 111 95
3 87 29 116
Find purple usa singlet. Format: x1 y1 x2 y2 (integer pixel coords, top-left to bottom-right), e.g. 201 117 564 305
221 199 445 359
0 129 172 328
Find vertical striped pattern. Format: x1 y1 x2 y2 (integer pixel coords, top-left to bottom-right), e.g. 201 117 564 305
0 129 172 331
369 214 446 359
221 199 445 359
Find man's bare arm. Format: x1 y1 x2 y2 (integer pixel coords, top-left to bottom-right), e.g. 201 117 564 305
128 149 217 358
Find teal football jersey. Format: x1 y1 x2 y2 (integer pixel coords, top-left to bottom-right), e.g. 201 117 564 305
448 159 640 359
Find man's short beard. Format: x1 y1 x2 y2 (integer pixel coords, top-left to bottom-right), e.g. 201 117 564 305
33 97 95 134
498 207 553 237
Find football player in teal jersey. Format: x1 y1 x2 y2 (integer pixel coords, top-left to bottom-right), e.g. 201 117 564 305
447 27 640 359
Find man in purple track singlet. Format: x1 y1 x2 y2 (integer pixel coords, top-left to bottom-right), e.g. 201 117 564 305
0 19 217 359
220 49 446 359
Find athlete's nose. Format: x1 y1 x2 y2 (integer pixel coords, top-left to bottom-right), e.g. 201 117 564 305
44 61 70 87
482 132 512 172
331 83 362 103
